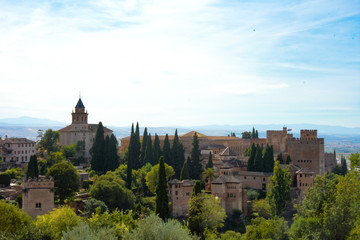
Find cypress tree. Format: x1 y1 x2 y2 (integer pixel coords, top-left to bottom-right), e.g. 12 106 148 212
206 152 213 169
286 155 291 164
247 143 256 171
104 134 119 172
103 135 110 172
132 122 141 170
91 122 105 172
144 133 153 165
269 145 274 170
156 156 169 221
126 125 135 189
189 132 202 180
26 155 39 179
341 155 348 176
153 134 161 165
180 159 190 180
252 127 256 139
263 144 271 172
171 129 185 179
162 134 172 166
140 127 148 166
276 153 283 164
192 180 202 195
255 130 259 138
254 144 264 171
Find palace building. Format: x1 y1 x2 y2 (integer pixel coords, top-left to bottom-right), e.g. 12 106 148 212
59 98 113 159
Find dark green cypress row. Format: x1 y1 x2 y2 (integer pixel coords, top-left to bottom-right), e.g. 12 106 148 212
247 143 256 171
144 133 153 165
153 134 161 165
206 152 213 169
91 122 105 172
156 156 169 221
162 134 172 166
189 132 202 180
180 158 190 180
106 134 119 171
171 129 185 179
254 144 264 171
140 127 148 166
132 122 141 170
126 125 135 189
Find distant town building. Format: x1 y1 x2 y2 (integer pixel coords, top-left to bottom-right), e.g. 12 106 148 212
59 98 113 159
0 136 36 163
22 177 55 218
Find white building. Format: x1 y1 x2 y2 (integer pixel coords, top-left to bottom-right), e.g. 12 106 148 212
0 136 36 163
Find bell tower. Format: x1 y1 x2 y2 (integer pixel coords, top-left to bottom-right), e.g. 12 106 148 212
71 98 88 130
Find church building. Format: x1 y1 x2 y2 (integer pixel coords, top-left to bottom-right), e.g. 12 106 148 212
59 98 113 159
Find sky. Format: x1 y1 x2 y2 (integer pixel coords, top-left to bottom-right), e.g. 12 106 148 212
0 0 359 128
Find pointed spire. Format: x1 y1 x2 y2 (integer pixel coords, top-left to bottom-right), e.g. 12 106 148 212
75 98 85 109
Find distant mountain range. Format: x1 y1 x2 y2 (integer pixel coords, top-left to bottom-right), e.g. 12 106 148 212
0 117 359 153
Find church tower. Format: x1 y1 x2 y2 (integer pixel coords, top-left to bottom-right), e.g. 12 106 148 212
71 98 88 131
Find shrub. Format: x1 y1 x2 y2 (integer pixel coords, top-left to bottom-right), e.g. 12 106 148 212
0 173 11 187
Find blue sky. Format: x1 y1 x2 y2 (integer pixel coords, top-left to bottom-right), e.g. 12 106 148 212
0 0 359 127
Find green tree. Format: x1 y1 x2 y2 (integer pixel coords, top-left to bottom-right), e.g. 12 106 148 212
171 129 185 179
90 122 105 172
293 172 360 240
188 193 226 237
0 200 33 239
276 153 283 164
162 134 172 166
146 161 175 193
46 161 80 203
0 172 11 187
88 208 136 239
241 131 251 139
62 222 117 240
254 144 264 171
61 143 77 159
252 127 256 138
267 161 291 216
349 152 360 170
243 217 289 240
255 129 259 138
140 127 148 165
84 198 108 216
247 143 256 171
26 155 39 179
286 155 291 164
206 152 213 169
39 129 60 153
126 125 135 189
152 134 161 165
90 171 135 210
192 180 202 195
124 214 196 240
133 122 141 170
340 155 348 175
104 134 119 172
263 144 274 172
35 206 82 240
189 132 202 180
156 156 170 221
45 151 66 167
143 133 154 165
180 159 190 180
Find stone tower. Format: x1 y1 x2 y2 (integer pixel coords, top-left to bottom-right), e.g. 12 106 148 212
22 177 54 218
71 98 88 131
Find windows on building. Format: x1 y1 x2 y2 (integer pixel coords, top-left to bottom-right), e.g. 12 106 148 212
35 202 42 209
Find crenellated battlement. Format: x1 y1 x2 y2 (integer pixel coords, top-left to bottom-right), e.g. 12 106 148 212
23 177 54 189
288 137 324 145
300 129 318 139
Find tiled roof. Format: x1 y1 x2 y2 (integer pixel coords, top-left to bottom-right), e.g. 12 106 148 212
59 124 113 133
236 171 272 177
212 175 242 184
296 167 315 174
0 138 35 144
180 131 207 138
220 147 237 156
